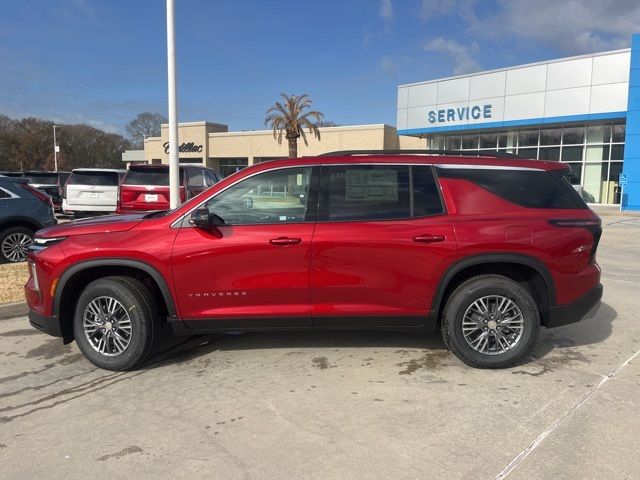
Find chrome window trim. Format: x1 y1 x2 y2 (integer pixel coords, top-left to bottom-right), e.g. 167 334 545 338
170 162 546 227
0 186 19 199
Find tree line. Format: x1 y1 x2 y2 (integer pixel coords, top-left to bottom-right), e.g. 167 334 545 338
0 112 167 172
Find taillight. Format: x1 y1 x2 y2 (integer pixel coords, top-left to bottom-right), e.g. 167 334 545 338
20 184 53 207
548 217 602 262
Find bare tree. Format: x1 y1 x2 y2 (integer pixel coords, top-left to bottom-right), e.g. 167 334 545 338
125 112 167 147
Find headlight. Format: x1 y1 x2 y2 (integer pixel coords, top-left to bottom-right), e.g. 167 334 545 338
30 237 66 252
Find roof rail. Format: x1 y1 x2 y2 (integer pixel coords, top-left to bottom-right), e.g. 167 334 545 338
317 149 528 159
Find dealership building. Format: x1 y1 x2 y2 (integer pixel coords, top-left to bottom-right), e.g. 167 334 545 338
397 34 640 211
137 35 640 210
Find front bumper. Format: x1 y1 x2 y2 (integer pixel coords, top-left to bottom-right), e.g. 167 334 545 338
546 283 603 328
29 309 64 338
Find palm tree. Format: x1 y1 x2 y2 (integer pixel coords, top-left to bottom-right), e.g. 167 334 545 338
264 93 324 158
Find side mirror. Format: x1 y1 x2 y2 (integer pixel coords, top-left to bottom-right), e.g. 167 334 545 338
189 208 225 228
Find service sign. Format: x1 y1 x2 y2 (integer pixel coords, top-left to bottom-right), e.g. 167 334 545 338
428 104 492 124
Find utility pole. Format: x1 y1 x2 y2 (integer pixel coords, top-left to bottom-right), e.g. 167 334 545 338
166 0 179 208
53 125 59 171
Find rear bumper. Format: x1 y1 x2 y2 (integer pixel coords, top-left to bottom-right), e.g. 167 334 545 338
62 200 116 213
29 309 64 338
546 283 603 328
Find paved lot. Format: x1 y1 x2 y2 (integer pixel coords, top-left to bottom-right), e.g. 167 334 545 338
1 218 639 479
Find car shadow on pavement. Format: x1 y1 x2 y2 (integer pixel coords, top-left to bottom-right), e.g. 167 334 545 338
147 302 616 370
528 301 616 364
147 329 448 369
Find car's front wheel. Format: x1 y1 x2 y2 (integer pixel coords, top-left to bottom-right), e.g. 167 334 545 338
73 276 160 371
441 275 540 368
0 226 34 263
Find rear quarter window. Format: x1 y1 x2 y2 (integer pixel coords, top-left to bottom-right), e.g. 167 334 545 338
437 168 587 209
67 172 120 186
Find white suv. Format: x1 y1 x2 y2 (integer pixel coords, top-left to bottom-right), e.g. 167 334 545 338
62 169 125 217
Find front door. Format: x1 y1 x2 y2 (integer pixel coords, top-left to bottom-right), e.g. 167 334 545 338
172 166 317 327
311 164 457 326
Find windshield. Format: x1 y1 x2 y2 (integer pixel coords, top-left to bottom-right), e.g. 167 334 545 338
67 171 120 186
123 167 170 186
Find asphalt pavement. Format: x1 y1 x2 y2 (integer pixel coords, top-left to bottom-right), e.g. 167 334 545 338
1 217 639 479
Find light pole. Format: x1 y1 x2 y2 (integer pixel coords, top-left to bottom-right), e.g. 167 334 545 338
53 125 59 171
166 0 179 208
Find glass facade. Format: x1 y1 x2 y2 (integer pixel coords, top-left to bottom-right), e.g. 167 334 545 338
211 158 249 178
427 121 625 204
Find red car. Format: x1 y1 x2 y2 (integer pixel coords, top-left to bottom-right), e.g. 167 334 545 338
25 151 602 371
117 164 221 213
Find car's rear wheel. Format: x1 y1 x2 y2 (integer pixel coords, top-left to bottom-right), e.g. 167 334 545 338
441 275 540 368
0 227 34 263
73 276 160 371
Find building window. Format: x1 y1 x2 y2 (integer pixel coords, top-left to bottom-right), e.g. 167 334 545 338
426 120 626 205
213 158 248 177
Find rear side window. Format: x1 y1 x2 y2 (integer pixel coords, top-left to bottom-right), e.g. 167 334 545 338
123 167 169 186
67 171 120 186
319 165 443 221
437 168 587 209
187 169 204 187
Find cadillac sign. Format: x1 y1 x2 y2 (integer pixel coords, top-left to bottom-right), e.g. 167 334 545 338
163 142 204 154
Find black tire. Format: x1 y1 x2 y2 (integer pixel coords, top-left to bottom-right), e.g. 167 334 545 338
0 226 34 263
441 275 540 369
73 276 161 371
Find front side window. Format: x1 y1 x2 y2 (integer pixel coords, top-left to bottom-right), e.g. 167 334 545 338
320 165 443 221
204 167 312 225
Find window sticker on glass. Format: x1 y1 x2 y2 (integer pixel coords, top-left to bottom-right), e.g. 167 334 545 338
345 169 398 201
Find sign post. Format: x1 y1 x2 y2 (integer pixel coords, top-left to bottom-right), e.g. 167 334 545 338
166 0 180 209
619 173 628 212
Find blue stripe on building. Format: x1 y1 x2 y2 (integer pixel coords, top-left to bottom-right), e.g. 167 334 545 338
622 33 640 211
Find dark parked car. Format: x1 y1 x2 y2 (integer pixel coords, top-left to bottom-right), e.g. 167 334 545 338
117 164 222 213
26 151 602 370
0 175 57 262
24 171 64 212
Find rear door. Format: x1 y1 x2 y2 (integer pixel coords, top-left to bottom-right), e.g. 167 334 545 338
66 171 120 208
311 164 457 326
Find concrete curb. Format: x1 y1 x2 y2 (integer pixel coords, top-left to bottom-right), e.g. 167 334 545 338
0 301 28 320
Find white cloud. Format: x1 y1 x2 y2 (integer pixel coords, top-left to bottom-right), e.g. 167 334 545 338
379 0 394 32
442 0 640 55
491 0 640 54
379 56 397 73
420 0 476 23
423 37 480 75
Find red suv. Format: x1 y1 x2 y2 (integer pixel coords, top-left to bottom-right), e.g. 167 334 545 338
117 164 221 213
25 152 603 371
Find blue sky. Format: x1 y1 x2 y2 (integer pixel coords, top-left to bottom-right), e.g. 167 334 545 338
1 0 638 135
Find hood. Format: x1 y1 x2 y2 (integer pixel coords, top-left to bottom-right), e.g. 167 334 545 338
37 213 147 238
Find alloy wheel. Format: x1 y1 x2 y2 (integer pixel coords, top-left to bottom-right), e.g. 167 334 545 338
83 296 133 356
462 295 524 355
1 232 32 262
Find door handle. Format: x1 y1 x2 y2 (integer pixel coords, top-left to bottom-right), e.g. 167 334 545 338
413 234 445 243
269 237 302 246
